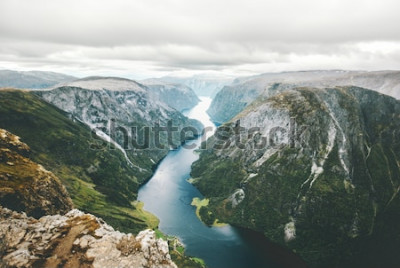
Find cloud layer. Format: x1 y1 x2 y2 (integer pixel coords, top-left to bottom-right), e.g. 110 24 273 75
1 0 400 78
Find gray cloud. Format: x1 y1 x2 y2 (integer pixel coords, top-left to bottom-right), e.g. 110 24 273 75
0 0 400 78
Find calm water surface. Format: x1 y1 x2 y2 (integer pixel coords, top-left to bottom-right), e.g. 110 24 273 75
138 97 281 268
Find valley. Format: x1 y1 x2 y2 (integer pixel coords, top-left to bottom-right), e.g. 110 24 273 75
1 70 400 267
138 97 299 268
1 1 400 267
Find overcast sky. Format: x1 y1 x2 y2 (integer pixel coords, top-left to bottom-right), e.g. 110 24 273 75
1 0 400 79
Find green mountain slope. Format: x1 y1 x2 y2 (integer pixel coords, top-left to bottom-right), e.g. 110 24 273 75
0 128 74 218
0 89 158 234
192 86 400 267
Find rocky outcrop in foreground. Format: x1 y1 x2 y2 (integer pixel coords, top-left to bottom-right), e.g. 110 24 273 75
0 207 177 268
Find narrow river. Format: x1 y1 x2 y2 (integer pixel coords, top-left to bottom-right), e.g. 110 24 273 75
138 97 280 268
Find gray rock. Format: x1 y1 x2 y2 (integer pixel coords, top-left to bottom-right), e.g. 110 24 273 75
35 77 203 178
0 206 177 268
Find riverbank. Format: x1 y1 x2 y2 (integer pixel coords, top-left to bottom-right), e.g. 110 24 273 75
191 197 227 227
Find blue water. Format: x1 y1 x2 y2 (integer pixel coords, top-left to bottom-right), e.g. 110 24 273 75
138 97 280 268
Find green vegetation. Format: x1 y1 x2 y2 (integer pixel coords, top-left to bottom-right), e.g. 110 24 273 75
191 87 400 267
198 206 215 227
191 151 246 198
191 197 226 227
169 251 206 268
191 197 209 218
0 130 73 217
190 258 206 267
154 228 168 240
0 90 209 267
153 228 206 268
191 197 214 226
0 90 156 234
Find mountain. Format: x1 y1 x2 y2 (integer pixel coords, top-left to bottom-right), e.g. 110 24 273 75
1 77 202 232
0 128 175 267
0 101 204 268
36 77 203 176
0 70 76 89
208 70 400 124
0 128 73 218
159 74 235 97
191 86 400 267
140 79 199 111
0 89 161 234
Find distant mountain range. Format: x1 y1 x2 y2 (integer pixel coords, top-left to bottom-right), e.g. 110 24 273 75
154 74 235 97
0 70 76 89
208 70 400 124
2 68 400 267
140 78 199 111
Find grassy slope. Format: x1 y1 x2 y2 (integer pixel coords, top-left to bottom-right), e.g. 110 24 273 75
0 90 158 234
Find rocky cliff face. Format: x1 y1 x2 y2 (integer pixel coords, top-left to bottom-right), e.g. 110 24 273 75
0 90 161 234
0 128 73 218
36 77 202 174
0 207 177 268
140 79 199 112
192 86 400 266
208 70 400 124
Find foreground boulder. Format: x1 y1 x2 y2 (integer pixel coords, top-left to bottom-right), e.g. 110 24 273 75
0 207 177 268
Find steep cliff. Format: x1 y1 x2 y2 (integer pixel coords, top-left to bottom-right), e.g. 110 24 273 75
208 70 400 124
140 79 199 111
192 86 400 267
36 77 202 168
